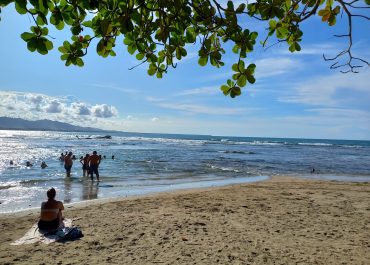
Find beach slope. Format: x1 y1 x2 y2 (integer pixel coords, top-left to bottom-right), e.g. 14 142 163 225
0 176 369 264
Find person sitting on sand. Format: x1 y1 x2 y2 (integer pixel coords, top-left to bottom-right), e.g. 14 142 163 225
64 152 73 177
87 151 101 181
41 161 48 169
80 154 90 177
38 188 64 231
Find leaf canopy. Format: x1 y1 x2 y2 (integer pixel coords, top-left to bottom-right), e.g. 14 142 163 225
0 0 369 97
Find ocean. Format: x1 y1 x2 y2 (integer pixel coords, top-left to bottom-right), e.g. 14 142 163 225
1 130 369 213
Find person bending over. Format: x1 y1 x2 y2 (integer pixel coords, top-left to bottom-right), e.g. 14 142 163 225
38 188 64 232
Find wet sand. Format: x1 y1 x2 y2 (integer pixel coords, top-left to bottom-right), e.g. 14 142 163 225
0 176 369 264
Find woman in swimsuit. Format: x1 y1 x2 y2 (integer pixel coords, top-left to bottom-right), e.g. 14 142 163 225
38 188 64 231
80 154 90 177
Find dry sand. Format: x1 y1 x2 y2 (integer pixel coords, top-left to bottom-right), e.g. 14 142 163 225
0 176 369 265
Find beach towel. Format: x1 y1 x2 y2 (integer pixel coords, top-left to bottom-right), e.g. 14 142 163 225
11 219 82 245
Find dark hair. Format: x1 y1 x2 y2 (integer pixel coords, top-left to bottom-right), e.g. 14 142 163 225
47 188 56 200
93 151 97 155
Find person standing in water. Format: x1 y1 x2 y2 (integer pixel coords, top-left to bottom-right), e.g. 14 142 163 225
64 152 73 177
80 154 90 177
87 151 101 181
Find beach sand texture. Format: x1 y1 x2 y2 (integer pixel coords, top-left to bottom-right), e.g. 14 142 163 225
0 176 369 265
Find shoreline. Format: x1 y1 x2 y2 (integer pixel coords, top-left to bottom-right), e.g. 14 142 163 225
1 175 370 264
0 175 271 215
1 173 370 216
0 175 273 217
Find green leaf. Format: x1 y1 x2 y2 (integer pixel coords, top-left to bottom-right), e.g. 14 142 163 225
60 54 68 60
100 20 112 36
156 71 163 78
76 58 84 67
365 0 370 5
21 32 34 41
269 20 277 29
232 45 239 54
124 36 133 45
328 14 336 26
247 74 255 84
230 87 241 98
236 3 246 13
237 75 247 87
198 56 208 66
127 44 136 55
45 39 53 50
238 60 245 71
55 21 64 30
41 27 48 36
15 0 27 14
276 27 288 39
82 21 92 27
27 38 37 52
221 85 230 96
186 27 196 43
294 42 301 51
147 67 156 76
136 53 145 60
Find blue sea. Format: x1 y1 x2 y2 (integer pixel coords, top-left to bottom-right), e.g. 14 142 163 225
1 130 369 213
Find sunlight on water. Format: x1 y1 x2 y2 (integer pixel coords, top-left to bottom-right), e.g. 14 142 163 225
0 130 369 213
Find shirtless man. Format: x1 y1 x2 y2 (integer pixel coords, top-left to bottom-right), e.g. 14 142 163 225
87 151 101 181
64 152 73 177
38 188 64 231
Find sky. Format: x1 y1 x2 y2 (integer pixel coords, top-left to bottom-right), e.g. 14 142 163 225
0 2 369 140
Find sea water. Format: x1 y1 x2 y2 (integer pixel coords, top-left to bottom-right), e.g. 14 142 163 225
0 130 369 213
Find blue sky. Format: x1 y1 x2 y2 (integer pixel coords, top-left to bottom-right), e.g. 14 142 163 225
0 2 369 140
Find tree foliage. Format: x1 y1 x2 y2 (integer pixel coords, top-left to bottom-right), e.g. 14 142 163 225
0 0 369 97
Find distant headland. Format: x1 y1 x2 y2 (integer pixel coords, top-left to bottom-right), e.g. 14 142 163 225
0 116 109 133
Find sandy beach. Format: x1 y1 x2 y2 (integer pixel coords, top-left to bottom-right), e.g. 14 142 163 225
0 176 369 265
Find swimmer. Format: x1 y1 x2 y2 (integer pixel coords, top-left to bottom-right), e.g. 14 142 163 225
26 161 33 167
41 161 48 169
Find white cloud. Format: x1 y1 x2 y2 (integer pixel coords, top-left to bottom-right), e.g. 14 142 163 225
44 100 63 113
92 104 118 118
204 57 301 83
156 102 250 115
0 91 119 128
151 117 159 122
254 57 300 78
278 70 370 107
278 43 337 56
146 96 166 102
72 102 91 115
177 86 219 96
91 83 137 94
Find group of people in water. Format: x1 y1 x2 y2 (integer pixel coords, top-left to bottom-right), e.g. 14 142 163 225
10 160 48 169
62 150 103 181
9 151 116 182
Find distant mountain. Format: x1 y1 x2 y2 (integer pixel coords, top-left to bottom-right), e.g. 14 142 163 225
0 117 107 132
